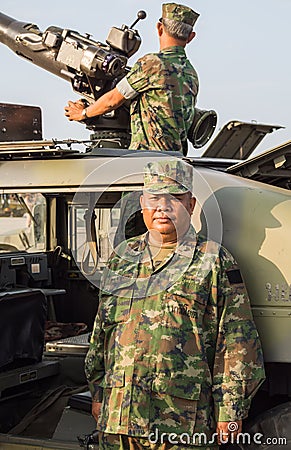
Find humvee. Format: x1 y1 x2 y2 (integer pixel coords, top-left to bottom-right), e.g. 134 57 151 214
0 8 290 450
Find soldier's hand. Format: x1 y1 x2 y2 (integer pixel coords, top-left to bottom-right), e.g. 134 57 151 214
91 401 102 423
64 100 85 121
216 420 242 445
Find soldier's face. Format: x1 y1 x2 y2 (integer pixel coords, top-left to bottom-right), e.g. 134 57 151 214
140 191 195 243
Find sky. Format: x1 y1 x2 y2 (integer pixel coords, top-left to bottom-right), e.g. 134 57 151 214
1 0 291 157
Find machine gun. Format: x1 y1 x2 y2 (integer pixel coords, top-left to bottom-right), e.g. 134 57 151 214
0 10 217 149
0 10 147 147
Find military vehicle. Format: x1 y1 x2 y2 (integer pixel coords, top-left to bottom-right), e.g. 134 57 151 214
0 9 290 450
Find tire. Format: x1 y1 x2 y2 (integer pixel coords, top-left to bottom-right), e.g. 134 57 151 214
236 402 291 449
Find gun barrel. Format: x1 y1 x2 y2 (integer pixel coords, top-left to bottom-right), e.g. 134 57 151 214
0 12 18 45
0 11 44 54
0 11 72 84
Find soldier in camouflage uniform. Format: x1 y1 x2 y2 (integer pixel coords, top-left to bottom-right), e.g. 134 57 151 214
65 3 199 155
85 159 265 449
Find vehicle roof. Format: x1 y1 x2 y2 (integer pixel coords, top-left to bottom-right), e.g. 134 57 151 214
0 148 185 193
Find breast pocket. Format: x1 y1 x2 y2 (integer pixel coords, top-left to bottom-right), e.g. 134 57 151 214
99 276 136 325
165 275 210 328
150 376 201 435
163 293 206 334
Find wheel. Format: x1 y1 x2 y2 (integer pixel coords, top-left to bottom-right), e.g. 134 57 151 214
236 402 291 449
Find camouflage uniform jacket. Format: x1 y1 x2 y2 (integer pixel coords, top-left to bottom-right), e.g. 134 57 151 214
85 227 265 442
120 46 199 155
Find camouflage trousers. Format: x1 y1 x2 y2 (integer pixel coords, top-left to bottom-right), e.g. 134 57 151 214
98 432 219 450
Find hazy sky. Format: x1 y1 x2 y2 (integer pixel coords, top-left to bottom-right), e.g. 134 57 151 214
1 0 290 157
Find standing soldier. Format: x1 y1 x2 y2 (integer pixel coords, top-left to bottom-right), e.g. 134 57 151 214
65 3 199 155
85 158 265 449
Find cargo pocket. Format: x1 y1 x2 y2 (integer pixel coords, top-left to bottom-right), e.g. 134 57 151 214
150 376 201 435
98 370 125 432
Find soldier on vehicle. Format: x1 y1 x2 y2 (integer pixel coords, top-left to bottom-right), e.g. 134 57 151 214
65 3 199 155
85 159 265 449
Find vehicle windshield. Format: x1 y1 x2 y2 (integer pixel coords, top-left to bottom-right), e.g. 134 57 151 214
0 193 46 252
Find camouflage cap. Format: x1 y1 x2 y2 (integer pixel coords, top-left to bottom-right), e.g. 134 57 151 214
162 3 199 27
143 159 193 194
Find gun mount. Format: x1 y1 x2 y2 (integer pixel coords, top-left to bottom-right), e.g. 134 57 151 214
0 10 147 147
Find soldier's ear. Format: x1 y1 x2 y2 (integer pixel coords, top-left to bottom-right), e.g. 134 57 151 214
186 31 196 44
140 195 144 210
190 196 196 214
157 21 163 37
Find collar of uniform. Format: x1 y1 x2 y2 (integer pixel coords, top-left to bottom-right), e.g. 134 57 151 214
135 226 197 260
175 225 197 259
159 45 187 56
